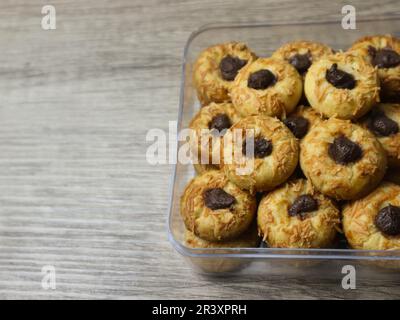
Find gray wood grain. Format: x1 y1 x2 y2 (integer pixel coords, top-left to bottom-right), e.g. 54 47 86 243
0 0 399 299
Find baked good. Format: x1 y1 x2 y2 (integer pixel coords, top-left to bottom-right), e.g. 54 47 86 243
222 116 299 193
189 102 241 172
361 103 400 168
272 40 334 76
349 35 400 102
184 223 259 273
192 42 257 106
180 170 256 241
343 182 400 249
272 41 333 106
283 105 324 139
184 223 259 249
300 118 387 200
230 57 303 118
257 179 340 248
304 52 380 120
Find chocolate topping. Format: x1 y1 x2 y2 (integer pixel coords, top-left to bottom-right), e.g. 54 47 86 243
328 135 363 165
326 63 356 89
203 188 235 210
289 53 312 74
367 111 399 137
209 114 231 135
283 116 310 139
288 195 319 219
368 46 400 69
375 205 400 236
242 137 273 158
247 69 277 90
219 55 248 81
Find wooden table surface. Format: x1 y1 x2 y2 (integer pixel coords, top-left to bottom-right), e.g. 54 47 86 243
0 0 399 299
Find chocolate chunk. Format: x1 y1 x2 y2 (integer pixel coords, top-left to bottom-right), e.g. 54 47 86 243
367 111 399 137
326 63 356 89
368 46 400 69
288 195 319 219
203 188 235 210
247 69 277 90
283 116 310 139
328 135 363 165
289 53 312 74
219 55 247 81
242 137 273 158
209 114 231 135
374 205 400 236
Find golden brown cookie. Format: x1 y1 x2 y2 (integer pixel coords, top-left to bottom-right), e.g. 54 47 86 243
343 182 400 250
189 102 241 172
360 103 400 168
304 52 380 120
180 170 256 241
283 105 325 139
184 223 259 249
222 116 299 193
349 35 400 102
300 118 387 200
272 40 334 76
230 57 303 118
192 42 257 106
257 179 340 248
183 224 259 273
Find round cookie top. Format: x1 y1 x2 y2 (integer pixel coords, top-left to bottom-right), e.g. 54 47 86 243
272 40 334 75
343 182 400 250
223 115 299 193
180 170 256 242
349 35 400 102
360 103 400 168
230 57 303 119
257 179 340 248
349 35 400 69
192 42 257 106
300 118 387 200
189 102 241 169
304 52 380 120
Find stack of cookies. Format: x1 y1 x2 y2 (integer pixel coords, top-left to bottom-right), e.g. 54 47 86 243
180 36 400 251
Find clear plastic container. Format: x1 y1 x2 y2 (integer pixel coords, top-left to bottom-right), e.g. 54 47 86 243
168 18 400 278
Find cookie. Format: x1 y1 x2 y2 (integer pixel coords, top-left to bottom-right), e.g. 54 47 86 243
300 118 387 200
189 102 241 172
222 116 299 193
184 223 259 249
230 57 303 118
304 52 380 120
192 42 257 106
272 40 334 76
349 35 400 102
360 103 400 168
184 224 259 273
257 179 340 248
283 105 324 139
180 170 256 241
343 182 400 250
